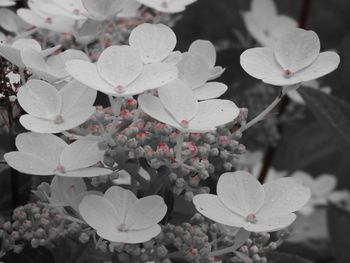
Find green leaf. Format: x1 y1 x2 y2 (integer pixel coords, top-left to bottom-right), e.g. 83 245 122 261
299 87 350 159
327 202 350 263
267 252 313 263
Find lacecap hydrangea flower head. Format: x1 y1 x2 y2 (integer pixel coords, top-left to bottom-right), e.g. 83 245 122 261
193 171 311 232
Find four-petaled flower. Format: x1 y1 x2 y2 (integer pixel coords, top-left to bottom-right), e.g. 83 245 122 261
240 28 340 86
193 171 311 232
79 186 167 243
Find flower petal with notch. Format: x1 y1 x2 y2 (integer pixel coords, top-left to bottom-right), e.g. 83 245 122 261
4 132 111 177
17 79 96 133
240 28 340 86
193 171 311 232
79 186 167 243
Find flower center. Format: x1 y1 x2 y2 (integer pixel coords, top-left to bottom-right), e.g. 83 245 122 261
246 213 257 223
45 17 52 24
161 1 169 8
73 9 80 15
115 85 125 93
117 223 129 232
54 115 64 124
180 119 189 128
284 69 293 78
55 165 66 174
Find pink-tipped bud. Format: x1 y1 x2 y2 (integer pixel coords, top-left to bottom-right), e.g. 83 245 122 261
180 119 189 128
116 85 125 93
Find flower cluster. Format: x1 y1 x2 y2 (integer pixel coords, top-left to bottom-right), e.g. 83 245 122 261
0 0 342 262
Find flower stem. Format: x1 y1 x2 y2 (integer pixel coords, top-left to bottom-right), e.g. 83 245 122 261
240 85 299 132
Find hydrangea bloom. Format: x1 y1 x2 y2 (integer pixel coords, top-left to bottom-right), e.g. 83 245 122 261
240 28 340 86
0 38 60 68
4 132 111 177
17 79 96 133
17 0 76 33
193 171 311 232
79 186 167 243
188 40 225 80
177 53 227 100
136 0 197 13
241 0 297 47
292 171 338 215
22 48 90 83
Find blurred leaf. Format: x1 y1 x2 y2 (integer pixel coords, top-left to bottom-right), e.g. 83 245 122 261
327 202 350 263
267 252 313 263
299 87 350 160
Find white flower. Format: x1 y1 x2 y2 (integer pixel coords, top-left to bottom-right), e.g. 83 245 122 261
188 40 225 80
17 0 76 33
292 171 338 215
79 186 167 243
17 79 96 133
177 53 227 100
35 0 86 20
138 83 240 132
287 80 331 104
193 171 311 232
129 23 180 65
66 45 178 97
0 38 60 68
241 0 297 48
117 0 141 18
48 176 90 212
113 168 150 185
0 0 17 7
240 28 340 86
0 8 31 34
21 48 90 83
4 132 111 177
136 0 197 13
81 0 125 21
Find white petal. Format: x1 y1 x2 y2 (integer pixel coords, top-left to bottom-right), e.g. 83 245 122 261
274 29 320 73
82 0 124 20
21 49 59 82
129 23 176 64
251 0 277 18
65 60 114 95
138 94 179 127
257 177 311 218
104 186 138 224
291 171 314 188
125 62 178 95
59 167 111 178
313 174 337 197
193 82 227 100
17 8 75 33
271 15 298 43
296 51 340 82
12 39 41 52
0 44 24 67
40 45 62 58
4 152 55 175
97 45 143 88
17 79 61 119
209 66 225 80
60 139 104 171
178 53 211 88
79 194 118 232
244 213 296 232
15 132 65 166
189 99 240 132
158 79 198 123
193 194 247 227
125 195 167 230
163 51 182 65
59 80 97 116
19 107 95 133
217 171 265 217
0 8 22 32
97 225 161 244
189 40 216 69
46 49 90 79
